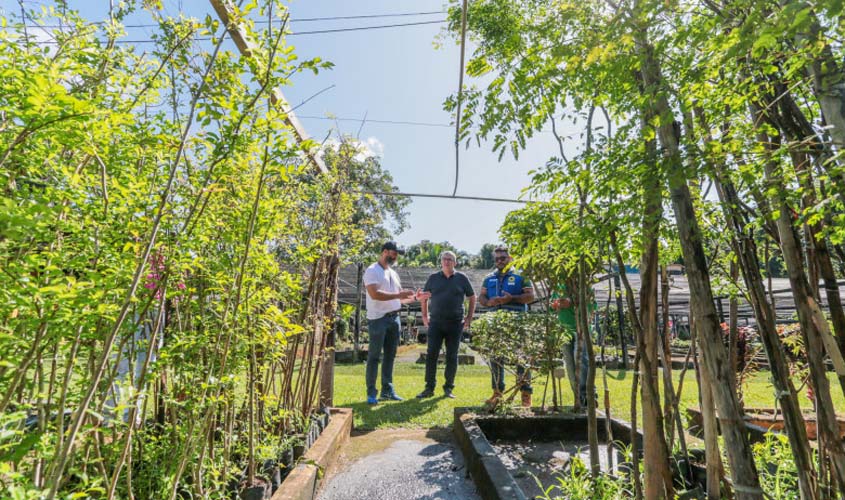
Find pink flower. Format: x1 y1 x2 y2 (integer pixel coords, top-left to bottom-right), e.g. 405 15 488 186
176 283 186 290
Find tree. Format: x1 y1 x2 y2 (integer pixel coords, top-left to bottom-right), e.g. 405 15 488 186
401 240 471 267
472 243 497 269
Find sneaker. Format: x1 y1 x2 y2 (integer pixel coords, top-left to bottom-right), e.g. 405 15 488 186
484 390 502 406
521 390 532 408
367 396 378 405
416 389 435 399
443 390 456 399
380 392 404 401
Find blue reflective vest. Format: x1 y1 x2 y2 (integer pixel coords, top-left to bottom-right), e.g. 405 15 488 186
483 269 530 312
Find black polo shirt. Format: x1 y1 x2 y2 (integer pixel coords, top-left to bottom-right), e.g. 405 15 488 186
423 271 475 322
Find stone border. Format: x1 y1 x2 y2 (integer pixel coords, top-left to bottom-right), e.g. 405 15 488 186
453 408 643 500
271 408 353 500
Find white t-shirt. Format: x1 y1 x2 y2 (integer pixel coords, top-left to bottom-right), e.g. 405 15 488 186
363 262 402 320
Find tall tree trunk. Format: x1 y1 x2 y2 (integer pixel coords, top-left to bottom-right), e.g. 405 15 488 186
707 147 821 500
638 172 674 498
612 232 643 500
576 255 600 476
697 101 821 499
660 266 675 446
632 30 764 499
692 313 726 500
751 102 845 495
792 150 845 374
729 261 740 377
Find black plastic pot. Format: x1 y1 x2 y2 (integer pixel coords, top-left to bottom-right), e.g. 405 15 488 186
238 478 269 500
278 447 293 467
292 443 305 461
262 460 281 493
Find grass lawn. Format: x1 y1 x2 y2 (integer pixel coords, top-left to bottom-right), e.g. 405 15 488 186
332 347 844 431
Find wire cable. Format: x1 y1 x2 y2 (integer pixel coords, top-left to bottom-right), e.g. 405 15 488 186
23 10 445 29
452 0 469 197
15 19 447 44
360 190 528 204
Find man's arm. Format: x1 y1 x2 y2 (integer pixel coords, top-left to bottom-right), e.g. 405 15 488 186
365 283 413 301
421 296 430 327
497 286 534 305
478 285 499 307
464 294 477 330
514 286 535 304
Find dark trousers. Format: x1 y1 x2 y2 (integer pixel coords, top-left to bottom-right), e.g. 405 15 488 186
490 359 532 393
424 319 462 392
366 314 401 398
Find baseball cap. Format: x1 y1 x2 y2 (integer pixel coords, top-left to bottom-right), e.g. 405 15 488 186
381 241 405 254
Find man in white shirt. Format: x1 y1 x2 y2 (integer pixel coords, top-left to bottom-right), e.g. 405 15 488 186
363 241 428 404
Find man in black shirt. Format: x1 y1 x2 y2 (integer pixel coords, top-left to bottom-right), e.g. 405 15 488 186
416 251 476 399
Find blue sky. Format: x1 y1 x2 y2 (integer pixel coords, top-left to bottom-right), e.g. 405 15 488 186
5 0 581 254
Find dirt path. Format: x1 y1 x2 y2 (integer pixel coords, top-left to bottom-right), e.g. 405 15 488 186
317 428 479 500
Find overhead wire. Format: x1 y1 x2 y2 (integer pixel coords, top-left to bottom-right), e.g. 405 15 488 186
452 0 469 197
298 115 582 139
359 191 529 204
20 10 445 29
13 19 448 44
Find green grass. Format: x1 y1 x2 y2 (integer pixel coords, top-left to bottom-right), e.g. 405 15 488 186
332 351 844 430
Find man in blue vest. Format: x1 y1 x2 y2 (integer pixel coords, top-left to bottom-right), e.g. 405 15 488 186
477 246 535 407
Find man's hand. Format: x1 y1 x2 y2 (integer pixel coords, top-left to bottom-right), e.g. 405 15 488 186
422 315 430 328
463 316 472 331
416 289 431 301
398 289 415 300
500 291 512 304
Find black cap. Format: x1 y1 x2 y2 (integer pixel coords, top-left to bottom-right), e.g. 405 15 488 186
381 241 405 254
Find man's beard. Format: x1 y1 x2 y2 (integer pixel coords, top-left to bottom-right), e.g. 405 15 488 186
386 256 396 265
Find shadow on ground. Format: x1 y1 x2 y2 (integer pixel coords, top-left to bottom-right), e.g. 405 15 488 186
346 394 451 430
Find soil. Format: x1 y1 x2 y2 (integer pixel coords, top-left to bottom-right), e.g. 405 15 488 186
489 439 624 499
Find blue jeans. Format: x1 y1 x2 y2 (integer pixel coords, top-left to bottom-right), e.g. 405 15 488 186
366 314 401 398
489 359 532 394
424 319 462 392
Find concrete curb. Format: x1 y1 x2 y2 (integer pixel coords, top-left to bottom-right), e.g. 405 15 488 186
453 410 527 500
453 408 650 500
271 408 353 500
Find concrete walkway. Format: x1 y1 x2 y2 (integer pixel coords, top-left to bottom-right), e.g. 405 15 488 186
317 429 480 500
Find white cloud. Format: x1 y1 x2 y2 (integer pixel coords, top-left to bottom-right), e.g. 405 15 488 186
323 136 385 162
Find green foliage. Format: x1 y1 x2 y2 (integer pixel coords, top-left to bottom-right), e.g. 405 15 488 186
401 240 471 268
535 456 630 500
0 3 398 498
752 433 802 499
322 142 410 261
471 310 572 375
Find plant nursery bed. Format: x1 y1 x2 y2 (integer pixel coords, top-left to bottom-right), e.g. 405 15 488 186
233 408 353 500
686 406 845 443
454 408 706 500
333 349 367 363
415 352 476 365
269 408 353 500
